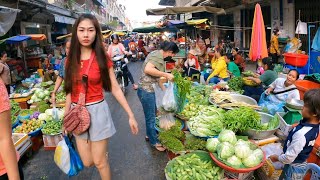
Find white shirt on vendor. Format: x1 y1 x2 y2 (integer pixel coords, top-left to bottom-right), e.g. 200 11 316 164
107 43 126 57
269 78 300 102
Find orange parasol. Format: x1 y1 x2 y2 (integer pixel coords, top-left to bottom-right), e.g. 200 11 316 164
249 3 268 61
27 34 47 41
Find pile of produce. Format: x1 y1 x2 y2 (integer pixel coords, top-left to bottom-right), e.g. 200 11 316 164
34 101 50 113
28 88 51 104
40 81 54 87
207 130 264 169
11 116 18 125
187 85 211 105
42 120 62 135
158 122 185 153
55 91 66 103
184 134 207 151
10 100 20 116
156 115 182 131
210 90 260 109
173 70 192 113
14 119 45 134
242 71 254 77
18 109 34 120
165 152 224 180
177 103 202 120
30 111 41 119
38 108 64 121
223 107 261 132
188 106 224 137
227 77 244 94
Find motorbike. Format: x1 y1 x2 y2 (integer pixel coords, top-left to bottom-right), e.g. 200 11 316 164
112 55 129 94
128 49 139 62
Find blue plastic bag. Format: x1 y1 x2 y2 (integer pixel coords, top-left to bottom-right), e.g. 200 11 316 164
258 92 285 115
64 136 84 177
312 27 320 52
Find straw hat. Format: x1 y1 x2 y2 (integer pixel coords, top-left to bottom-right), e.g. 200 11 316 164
188 49 197 56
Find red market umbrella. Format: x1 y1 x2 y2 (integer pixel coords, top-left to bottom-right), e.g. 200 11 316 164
249 3 268 61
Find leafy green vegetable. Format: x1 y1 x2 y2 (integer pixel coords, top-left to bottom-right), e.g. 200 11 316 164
158 122 185 152
242 71 254 77
184 134 207 151
172 70 192 113
42 120 62 135
206 138 220 152
217 142 235 159
227 77 244 94
223 107 261 132
226 155 243 168
218 129 237 145
10 100 20 116
268 115 279 130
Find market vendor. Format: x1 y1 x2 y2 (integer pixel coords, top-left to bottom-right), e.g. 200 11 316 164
42 57 57 82
243 57 277 101
231 47 245 72
206 48 229 84
183 49 200 78
0 80 23 180
137 41 179 152
264 69 300 102
0 52 11 95
270 28 280 64
269 89 320 179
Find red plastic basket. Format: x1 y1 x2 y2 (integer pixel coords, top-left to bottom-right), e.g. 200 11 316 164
209 152 266 173
283 53 308 67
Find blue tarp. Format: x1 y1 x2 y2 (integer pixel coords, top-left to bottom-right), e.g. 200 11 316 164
6 35 31 44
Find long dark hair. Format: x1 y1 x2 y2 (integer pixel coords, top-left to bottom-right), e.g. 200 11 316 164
262 57 274 70
64 14 111 94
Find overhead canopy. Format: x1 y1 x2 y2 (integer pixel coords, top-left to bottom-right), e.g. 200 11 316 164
28 34 47 41
146 6 225 16
6 35 31 44
132 26 178 33
186 19 208 25
56 33 72 40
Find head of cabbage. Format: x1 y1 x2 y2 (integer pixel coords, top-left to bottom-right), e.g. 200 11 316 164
217 142 235 159
226 155 243 168
252 149 264 160
206 138 219 152
218 129 237 145
234 143 251 159
242 152 263 168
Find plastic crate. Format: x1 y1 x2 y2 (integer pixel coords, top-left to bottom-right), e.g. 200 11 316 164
275 112 293 138
256 159 282 180
225 170 254 180
42 134 63 151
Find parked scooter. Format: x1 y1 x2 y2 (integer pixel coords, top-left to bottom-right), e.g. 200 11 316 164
112 54 129 94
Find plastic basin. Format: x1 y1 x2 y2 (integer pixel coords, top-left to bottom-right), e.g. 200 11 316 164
295 80 320 100
283 53 308 67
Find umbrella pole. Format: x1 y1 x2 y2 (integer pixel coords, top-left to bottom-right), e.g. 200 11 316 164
22 45 28 77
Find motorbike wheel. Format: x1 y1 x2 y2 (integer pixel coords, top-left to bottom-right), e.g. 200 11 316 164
117 76 126 94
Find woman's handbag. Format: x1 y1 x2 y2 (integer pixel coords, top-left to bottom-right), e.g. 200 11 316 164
63 52 95 135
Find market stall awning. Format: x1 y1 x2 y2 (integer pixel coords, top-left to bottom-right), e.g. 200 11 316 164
132 26 178 33
146 6 226 15
56 33 72 40
28 34 47 41
186 19 208 25
101 30 111 34
6 35 31 44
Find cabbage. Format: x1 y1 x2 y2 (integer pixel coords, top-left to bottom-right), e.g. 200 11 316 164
217 142 235 159
252 149 264 160
226 155 243 168
242 153 262 168
206 138 220 152
38 113 47 121
235 139 251 146
218 129 237 145
44 90 50 96
45 109 53 116
235 143 251 159
58 111 64 120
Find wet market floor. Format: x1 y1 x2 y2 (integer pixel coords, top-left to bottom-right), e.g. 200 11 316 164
21 60 168 180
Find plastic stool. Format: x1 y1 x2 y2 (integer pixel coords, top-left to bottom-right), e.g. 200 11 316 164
305 163 320 180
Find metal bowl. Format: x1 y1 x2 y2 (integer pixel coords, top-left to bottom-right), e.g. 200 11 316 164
209 94 258 110
242 112 279 140
286 98 304 110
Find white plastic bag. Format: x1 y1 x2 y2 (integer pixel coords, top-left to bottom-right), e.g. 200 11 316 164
162 82 177 112
152 83 166 109
159 113 176 130
261 143 284 170
54 139 70 174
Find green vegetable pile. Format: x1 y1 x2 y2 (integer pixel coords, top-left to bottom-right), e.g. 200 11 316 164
177 103 202 120
158 122 185 153
188 106 225 137
165 153 224 180
19 109 33 117
207 130 264 169
223 107 261 132
10 100 20 116
242 71 254 77
35 101 50 113
187 85 211 105
173 70 192 113
227 77 244 94
11 116 18 124
258 115 280 130
184 134 207 151
56 92 66 103
42 120 62 135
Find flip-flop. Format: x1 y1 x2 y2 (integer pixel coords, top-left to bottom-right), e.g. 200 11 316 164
154 143 166 152
145 136 149 141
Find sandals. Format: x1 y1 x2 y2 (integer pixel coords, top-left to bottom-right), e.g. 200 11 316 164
133 84 138 90
145 136 149 141
154 143 166 152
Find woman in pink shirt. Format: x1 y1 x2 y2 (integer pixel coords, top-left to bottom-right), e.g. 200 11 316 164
0 79 22 180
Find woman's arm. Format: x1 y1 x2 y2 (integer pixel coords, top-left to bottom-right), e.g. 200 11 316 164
109 67 138 134
247 77 262 84
0 110 20 180
144 62 174 81
64 93 71 114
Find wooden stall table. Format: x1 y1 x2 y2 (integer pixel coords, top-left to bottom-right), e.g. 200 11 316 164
11 94 32 109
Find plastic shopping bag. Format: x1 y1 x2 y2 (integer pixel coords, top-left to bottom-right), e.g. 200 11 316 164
64 136 84 177
159 112 176 130
162 82 177 112
54 138 70 174
258 92 285 115
152 83 166 109
261 143 284 170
